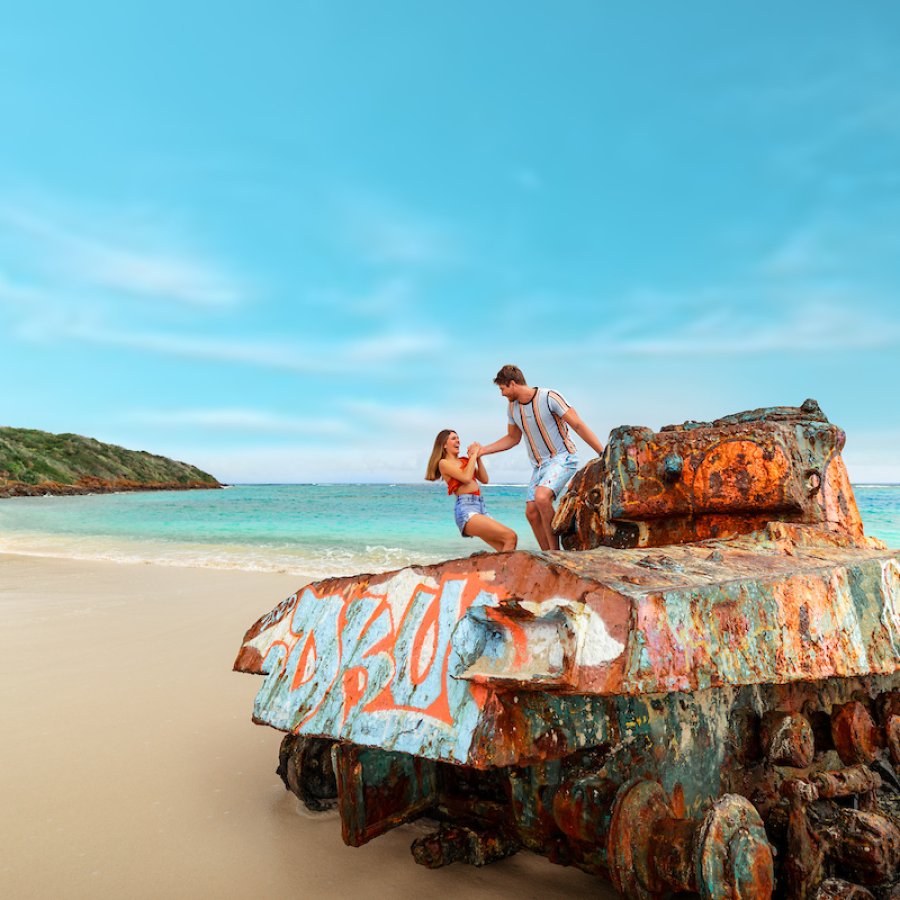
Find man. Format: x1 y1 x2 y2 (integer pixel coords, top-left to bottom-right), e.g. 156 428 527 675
478 364 604 551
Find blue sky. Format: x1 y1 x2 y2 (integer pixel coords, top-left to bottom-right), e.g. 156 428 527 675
1 2 899 483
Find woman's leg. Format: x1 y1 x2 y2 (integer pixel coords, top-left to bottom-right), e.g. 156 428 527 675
463 514 517 552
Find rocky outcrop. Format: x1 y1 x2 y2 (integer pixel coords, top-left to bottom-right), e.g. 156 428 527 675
0 476 221 498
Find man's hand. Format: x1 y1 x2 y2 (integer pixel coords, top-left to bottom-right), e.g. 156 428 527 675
467 442 482 457
479 425 522 456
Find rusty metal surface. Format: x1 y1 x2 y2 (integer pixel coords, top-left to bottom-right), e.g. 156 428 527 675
277 734 337 811
816 880 876 900
553 399 869 551
410 825 518 868
235 526 900 763
696 794 774 900
545 526 900 695
235 400 900 899
607 780 678 897
831 701 883 765
333 742 436 846
762 711 815 768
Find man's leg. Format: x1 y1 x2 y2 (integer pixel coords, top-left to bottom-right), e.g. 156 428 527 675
532 453 577 551
525 501 549 550
525 465 550 550
533 486 559 550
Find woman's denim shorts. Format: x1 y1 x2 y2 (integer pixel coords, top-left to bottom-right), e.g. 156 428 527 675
454 494 486 536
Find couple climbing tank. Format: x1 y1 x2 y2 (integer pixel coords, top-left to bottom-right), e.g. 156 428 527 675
234 398 900 899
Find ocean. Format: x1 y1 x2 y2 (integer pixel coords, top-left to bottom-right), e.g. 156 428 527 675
1 483 899 580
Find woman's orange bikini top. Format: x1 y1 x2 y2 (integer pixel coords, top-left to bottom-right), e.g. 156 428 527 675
445 457 481 496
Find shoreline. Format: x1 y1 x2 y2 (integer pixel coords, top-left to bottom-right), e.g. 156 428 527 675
0 530 448 579
0 541 316 574
1 553 600 898
0 479 222 499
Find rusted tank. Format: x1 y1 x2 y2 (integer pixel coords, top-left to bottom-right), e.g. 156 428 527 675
234 400 900 899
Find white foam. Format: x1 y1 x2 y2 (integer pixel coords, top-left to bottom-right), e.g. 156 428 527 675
0 531 445 579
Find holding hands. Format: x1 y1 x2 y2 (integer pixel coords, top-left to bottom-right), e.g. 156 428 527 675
467 442 482 458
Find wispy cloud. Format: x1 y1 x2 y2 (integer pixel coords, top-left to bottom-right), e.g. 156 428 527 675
0 270 47 305
0 194 448 373
758 214 900 281
349 331 441 364
758 226 833 279
183 444 431 484
1 282 107 343
567 207 900 359
39 320 445 373
342 400 521 468
337 193 463 267
79 245 241 307
308 275 416 317
343 400 443 433
128 408 351 436
0 201 245 308
609 300 900 356
768 83 900 185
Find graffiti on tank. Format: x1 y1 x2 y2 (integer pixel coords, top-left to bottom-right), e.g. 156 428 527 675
252 571 504 735
259 591 299 630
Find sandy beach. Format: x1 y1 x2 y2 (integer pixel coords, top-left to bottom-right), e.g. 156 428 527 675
1 553 608 899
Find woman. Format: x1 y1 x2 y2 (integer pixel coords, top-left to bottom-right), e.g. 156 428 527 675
425 429 517 552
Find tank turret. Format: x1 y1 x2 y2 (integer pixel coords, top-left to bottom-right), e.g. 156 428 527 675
554 399 868 551
235 401 900 899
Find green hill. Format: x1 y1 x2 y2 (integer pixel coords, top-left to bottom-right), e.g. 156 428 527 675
0 426 221 496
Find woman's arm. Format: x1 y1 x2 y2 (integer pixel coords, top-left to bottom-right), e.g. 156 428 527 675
438 455 479 484
467 443 489 484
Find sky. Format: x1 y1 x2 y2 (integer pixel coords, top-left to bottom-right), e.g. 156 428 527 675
1 2 899 483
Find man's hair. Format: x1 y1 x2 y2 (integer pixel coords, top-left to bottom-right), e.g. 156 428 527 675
493 364 526 386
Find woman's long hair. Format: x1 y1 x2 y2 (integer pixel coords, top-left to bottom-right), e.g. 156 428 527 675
424 429 455 481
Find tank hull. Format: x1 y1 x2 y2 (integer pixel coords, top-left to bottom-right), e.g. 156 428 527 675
236 529 900 897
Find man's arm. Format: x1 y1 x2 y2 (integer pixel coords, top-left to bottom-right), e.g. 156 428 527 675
473 452 489 484
561 407 604 456
478 424 522 456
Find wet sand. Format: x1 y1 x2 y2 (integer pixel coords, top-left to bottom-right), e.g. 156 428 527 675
1 554 610 899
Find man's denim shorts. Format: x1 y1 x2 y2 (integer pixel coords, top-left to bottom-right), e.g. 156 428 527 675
527 452 579 502
454 493 486 536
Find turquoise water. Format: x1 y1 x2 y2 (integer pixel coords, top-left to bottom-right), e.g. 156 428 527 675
0 484 540 576
0 483 898 578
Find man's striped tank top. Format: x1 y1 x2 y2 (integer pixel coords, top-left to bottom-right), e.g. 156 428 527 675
507 387 577 466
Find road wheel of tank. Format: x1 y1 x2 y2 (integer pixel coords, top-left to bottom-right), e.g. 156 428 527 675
696 794 774 900
276 733 338 812
606 780 672 899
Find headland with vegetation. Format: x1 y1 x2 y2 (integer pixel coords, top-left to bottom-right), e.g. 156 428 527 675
0 426 221 498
